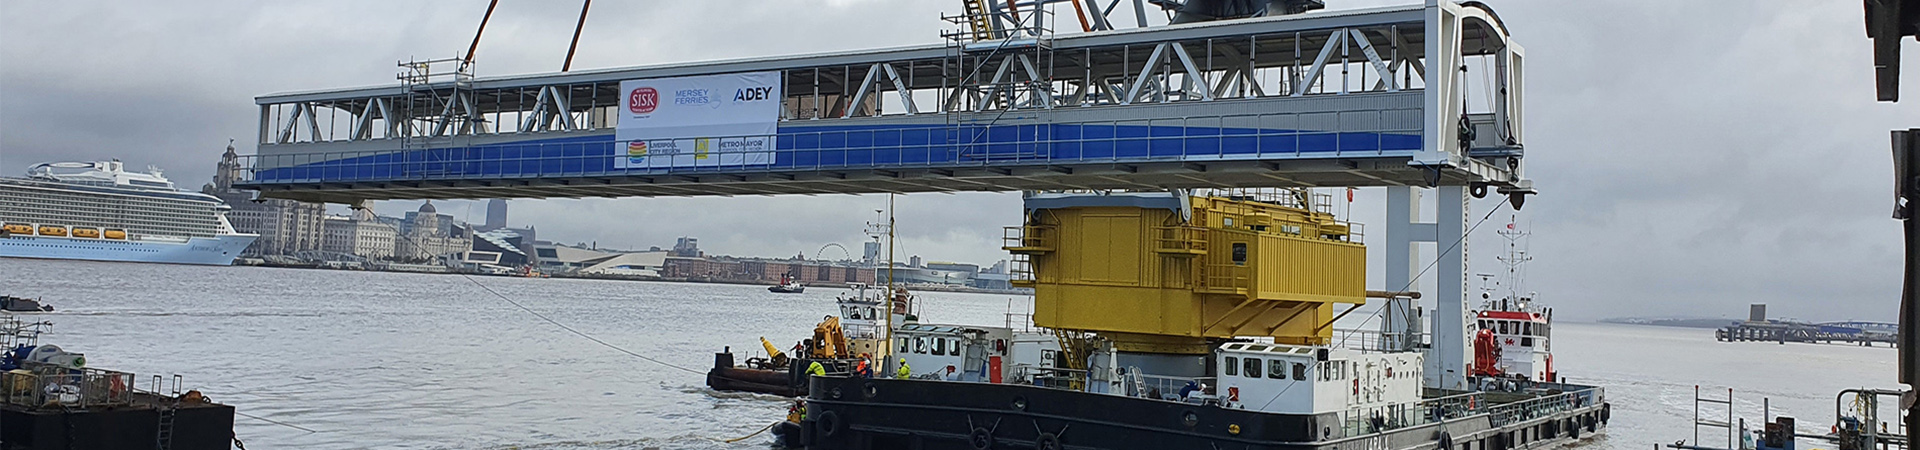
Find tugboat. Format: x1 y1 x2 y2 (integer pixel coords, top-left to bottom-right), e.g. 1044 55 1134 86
770 272 807 293
774 190 1609 450
0 314 238 449
1470 222 1558 384
0 295 52 312
711 284 920 396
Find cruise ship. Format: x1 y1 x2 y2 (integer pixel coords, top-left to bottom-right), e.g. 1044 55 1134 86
0 161 256 265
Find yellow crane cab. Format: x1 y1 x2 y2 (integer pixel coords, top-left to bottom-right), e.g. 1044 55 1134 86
103 229 127 240
1 223 30 235
37 226 67 237
70 228 101 239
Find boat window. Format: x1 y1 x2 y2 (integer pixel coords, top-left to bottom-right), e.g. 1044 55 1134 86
867 307 877 319
933 338 945 356
1294 362 1307 380
1499 321 1511 335
949 339 960 354
1523 322 1533 336
1521 336 1534 347
898 337 909 353
915 337 927 354
1243 357 1261 378
1223 357 1239 376
1231 243 1248 266
1268 360 1286 379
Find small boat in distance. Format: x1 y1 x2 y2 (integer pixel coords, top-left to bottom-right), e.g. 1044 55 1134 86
0 295 53 312
769 272 805 293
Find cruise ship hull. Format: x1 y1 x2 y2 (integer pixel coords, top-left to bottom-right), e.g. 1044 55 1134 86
0 234 256 266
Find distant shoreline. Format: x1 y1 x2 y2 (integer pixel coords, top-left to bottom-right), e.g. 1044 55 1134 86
1597 317 1737 329
236 260 1036 296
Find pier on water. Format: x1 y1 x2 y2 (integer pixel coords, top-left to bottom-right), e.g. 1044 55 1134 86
1716 321 1899 347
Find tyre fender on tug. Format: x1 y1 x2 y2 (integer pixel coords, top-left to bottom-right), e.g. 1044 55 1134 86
815 410 841 437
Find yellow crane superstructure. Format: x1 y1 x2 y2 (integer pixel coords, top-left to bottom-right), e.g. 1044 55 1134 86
1006 190 1367 356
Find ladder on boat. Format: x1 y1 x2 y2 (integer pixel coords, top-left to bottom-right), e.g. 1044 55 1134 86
1691 385 1738 450
154 374 183 450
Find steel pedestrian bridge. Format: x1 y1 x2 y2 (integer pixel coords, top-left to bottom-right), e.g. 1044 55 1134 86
237 2 1530 206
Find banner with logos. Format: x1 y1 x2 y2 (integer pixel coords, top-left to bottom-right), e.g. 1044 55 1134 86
615 71 781 169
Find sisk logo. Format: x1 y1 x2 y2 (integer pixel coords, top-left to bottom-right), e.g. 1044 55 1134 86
629 87 659 114
734 86 773 102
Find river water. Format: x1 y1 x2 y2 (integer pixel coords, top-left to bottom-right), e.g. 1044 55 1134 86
0 258 1898 449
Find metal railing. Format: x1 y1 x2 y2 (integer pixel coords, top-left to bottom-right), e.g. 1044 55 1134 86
1485 387 1605 426
1121 370 1217 402
240 111 1426 185
1 367 137 409
1331 328 1431 353
1200 263 1251 293
1153 226 1209 255
1001 225 1056 253
1007 255 1035 285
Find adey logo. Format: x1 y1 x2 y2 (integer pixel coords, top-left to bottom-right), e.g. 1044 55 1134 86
629 87 659 114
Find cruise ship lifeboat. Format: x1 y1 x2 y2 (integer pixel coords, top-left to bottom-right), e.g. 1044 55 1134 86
1 223 29 235
103 229 126 240
70 228 100 239
36 225 67 237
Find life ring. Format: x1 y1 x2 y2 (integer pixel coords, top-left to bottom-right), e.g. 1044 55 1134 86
815 410 842 437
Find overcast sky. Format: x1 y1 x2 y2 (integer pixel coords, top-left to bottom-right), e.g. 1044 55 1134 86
2 1 1914 322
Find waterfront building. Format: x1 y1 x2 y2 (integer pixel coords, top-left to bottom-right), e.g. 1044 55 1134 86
671 237 701 257
468 228 531 267
575 251 671 277
480 199 507 232
393 201 472 262
204 143 323 256
320 208 397 260
534 243 617 272
663 256 743 279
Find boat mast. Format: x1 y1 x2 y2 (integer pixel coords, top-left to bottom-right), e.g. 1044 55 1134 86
881 194 897 364
1495 218 1530 305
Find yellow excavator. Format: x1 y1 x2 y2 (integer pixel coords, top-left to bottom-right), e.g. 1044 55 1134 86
807 315 850 360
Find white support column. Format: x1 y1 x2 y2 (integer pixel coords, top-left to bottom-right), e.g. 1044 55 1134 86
1416 0 1461 167
1383 187 1429 352
1429 185 1471 391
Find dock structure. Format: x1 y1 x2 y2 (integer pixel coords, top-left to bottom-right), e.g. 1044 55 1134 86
1716 320 1900 347
235 0 1531 391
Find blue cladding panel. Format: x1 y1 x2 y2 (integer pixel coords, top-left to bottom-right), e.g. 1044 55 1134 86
252 124 1421 183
